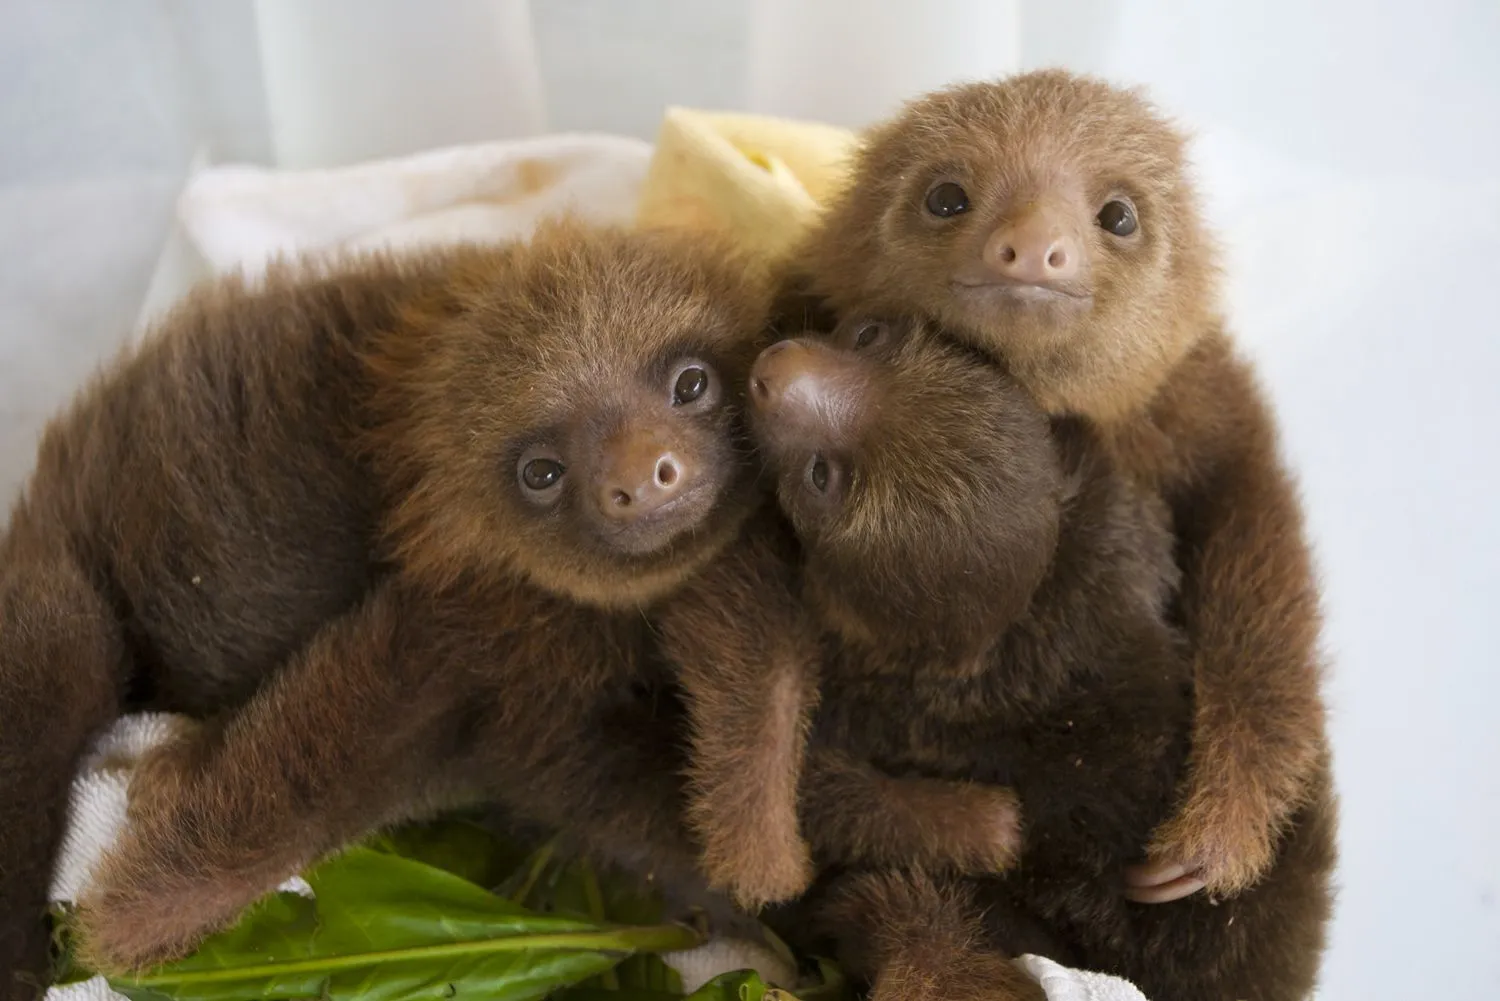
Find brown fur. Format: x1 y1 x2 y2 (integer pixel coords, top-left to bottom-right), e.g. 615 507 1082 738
0 220 785 985
652 513 823 908
799 751 1023 878
818 871 1049 1001
751 317 1335 1001
75 575 717 971
657 503 1038 909
659 312 1066 905
791 68 1328 900
1 250 438 996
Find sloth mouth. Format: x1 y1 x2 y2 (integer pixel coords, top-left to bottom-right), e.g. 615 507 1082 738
950 280 1093 306
594 478 723 557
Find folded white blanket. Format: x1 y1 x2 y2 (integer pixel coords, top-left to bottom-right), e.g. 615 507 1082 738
174 133 654 278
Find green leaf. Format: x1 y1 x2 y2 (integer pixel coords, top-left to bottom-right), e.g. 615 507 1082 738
49 904 93 986
371 818 531 891
555 989 681 1001
116 986 179 1001
557 973 809 1001
500 841 558 907
792 959 851 1001
678 970 777 1001
89 847 702 1001
522 850 678 995
52 818 851 1001
609 952 683 995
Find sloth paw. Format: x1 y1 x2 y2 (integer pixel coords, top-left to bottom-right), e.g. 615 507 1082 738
1125 794 1277 903
936 782 1024 876
701 820 815 912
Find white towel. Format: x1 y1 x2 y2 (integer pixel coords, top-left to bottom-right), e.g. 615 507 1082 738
174 133 654 279
1014 955 1149 1001
46 714 311 1001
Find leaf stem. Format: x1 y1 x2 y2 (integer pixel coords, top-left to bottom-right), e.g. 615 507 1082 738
512 841 557 905
578 860 619 990
113 923 705 988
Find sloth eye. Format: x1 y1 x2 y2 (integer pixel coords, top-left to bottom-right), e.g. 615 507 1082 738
853 322 886 349
673 366 710 405
808 455 830 493
925 181 970 218
1097 200 1138 237
810 456 846 498
797 454 845 516
521 458 565 491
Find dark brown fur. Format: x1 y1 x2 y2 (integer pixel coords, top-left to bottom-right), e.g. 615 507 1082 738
0 221 784 986
1 251 436 995
749 317 1335 1001
659 314 1064 903
656 509 1030 909
790 69 1329 900
818 871 1053 1001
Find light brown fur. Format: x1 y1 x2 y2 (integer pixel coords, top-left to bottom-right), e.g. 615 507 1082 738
791 69 1328 898
654 514 823 908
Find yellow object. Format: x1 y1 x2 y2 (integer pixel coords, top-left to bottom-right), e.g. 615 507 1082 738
635 108 858 263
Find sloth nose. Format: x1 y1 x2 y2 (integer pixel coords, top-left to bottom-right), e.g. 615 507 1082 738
595 429 692 522
750 339 828 418
749 338 870 455
749 339 789 403
983 202 1081 285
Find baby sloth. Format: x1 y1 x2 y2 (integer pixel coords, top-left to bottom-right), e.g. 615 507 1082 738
0 220 787 984
790 69 1329 903
748 316 1336 1001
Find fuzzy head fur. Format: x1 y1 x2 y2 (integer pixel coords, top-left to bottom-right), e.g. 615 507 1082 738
800 69 1221 423
363 219 776 609
750 315 1062 661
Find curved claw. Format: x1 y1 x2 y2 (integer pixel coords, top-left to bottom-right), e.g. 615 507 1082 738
1125 859 1191 886
1122 860 1206 904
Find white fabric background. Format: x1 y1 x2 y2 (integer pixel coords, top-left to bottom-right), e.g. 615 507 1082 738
1 3 1496 998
